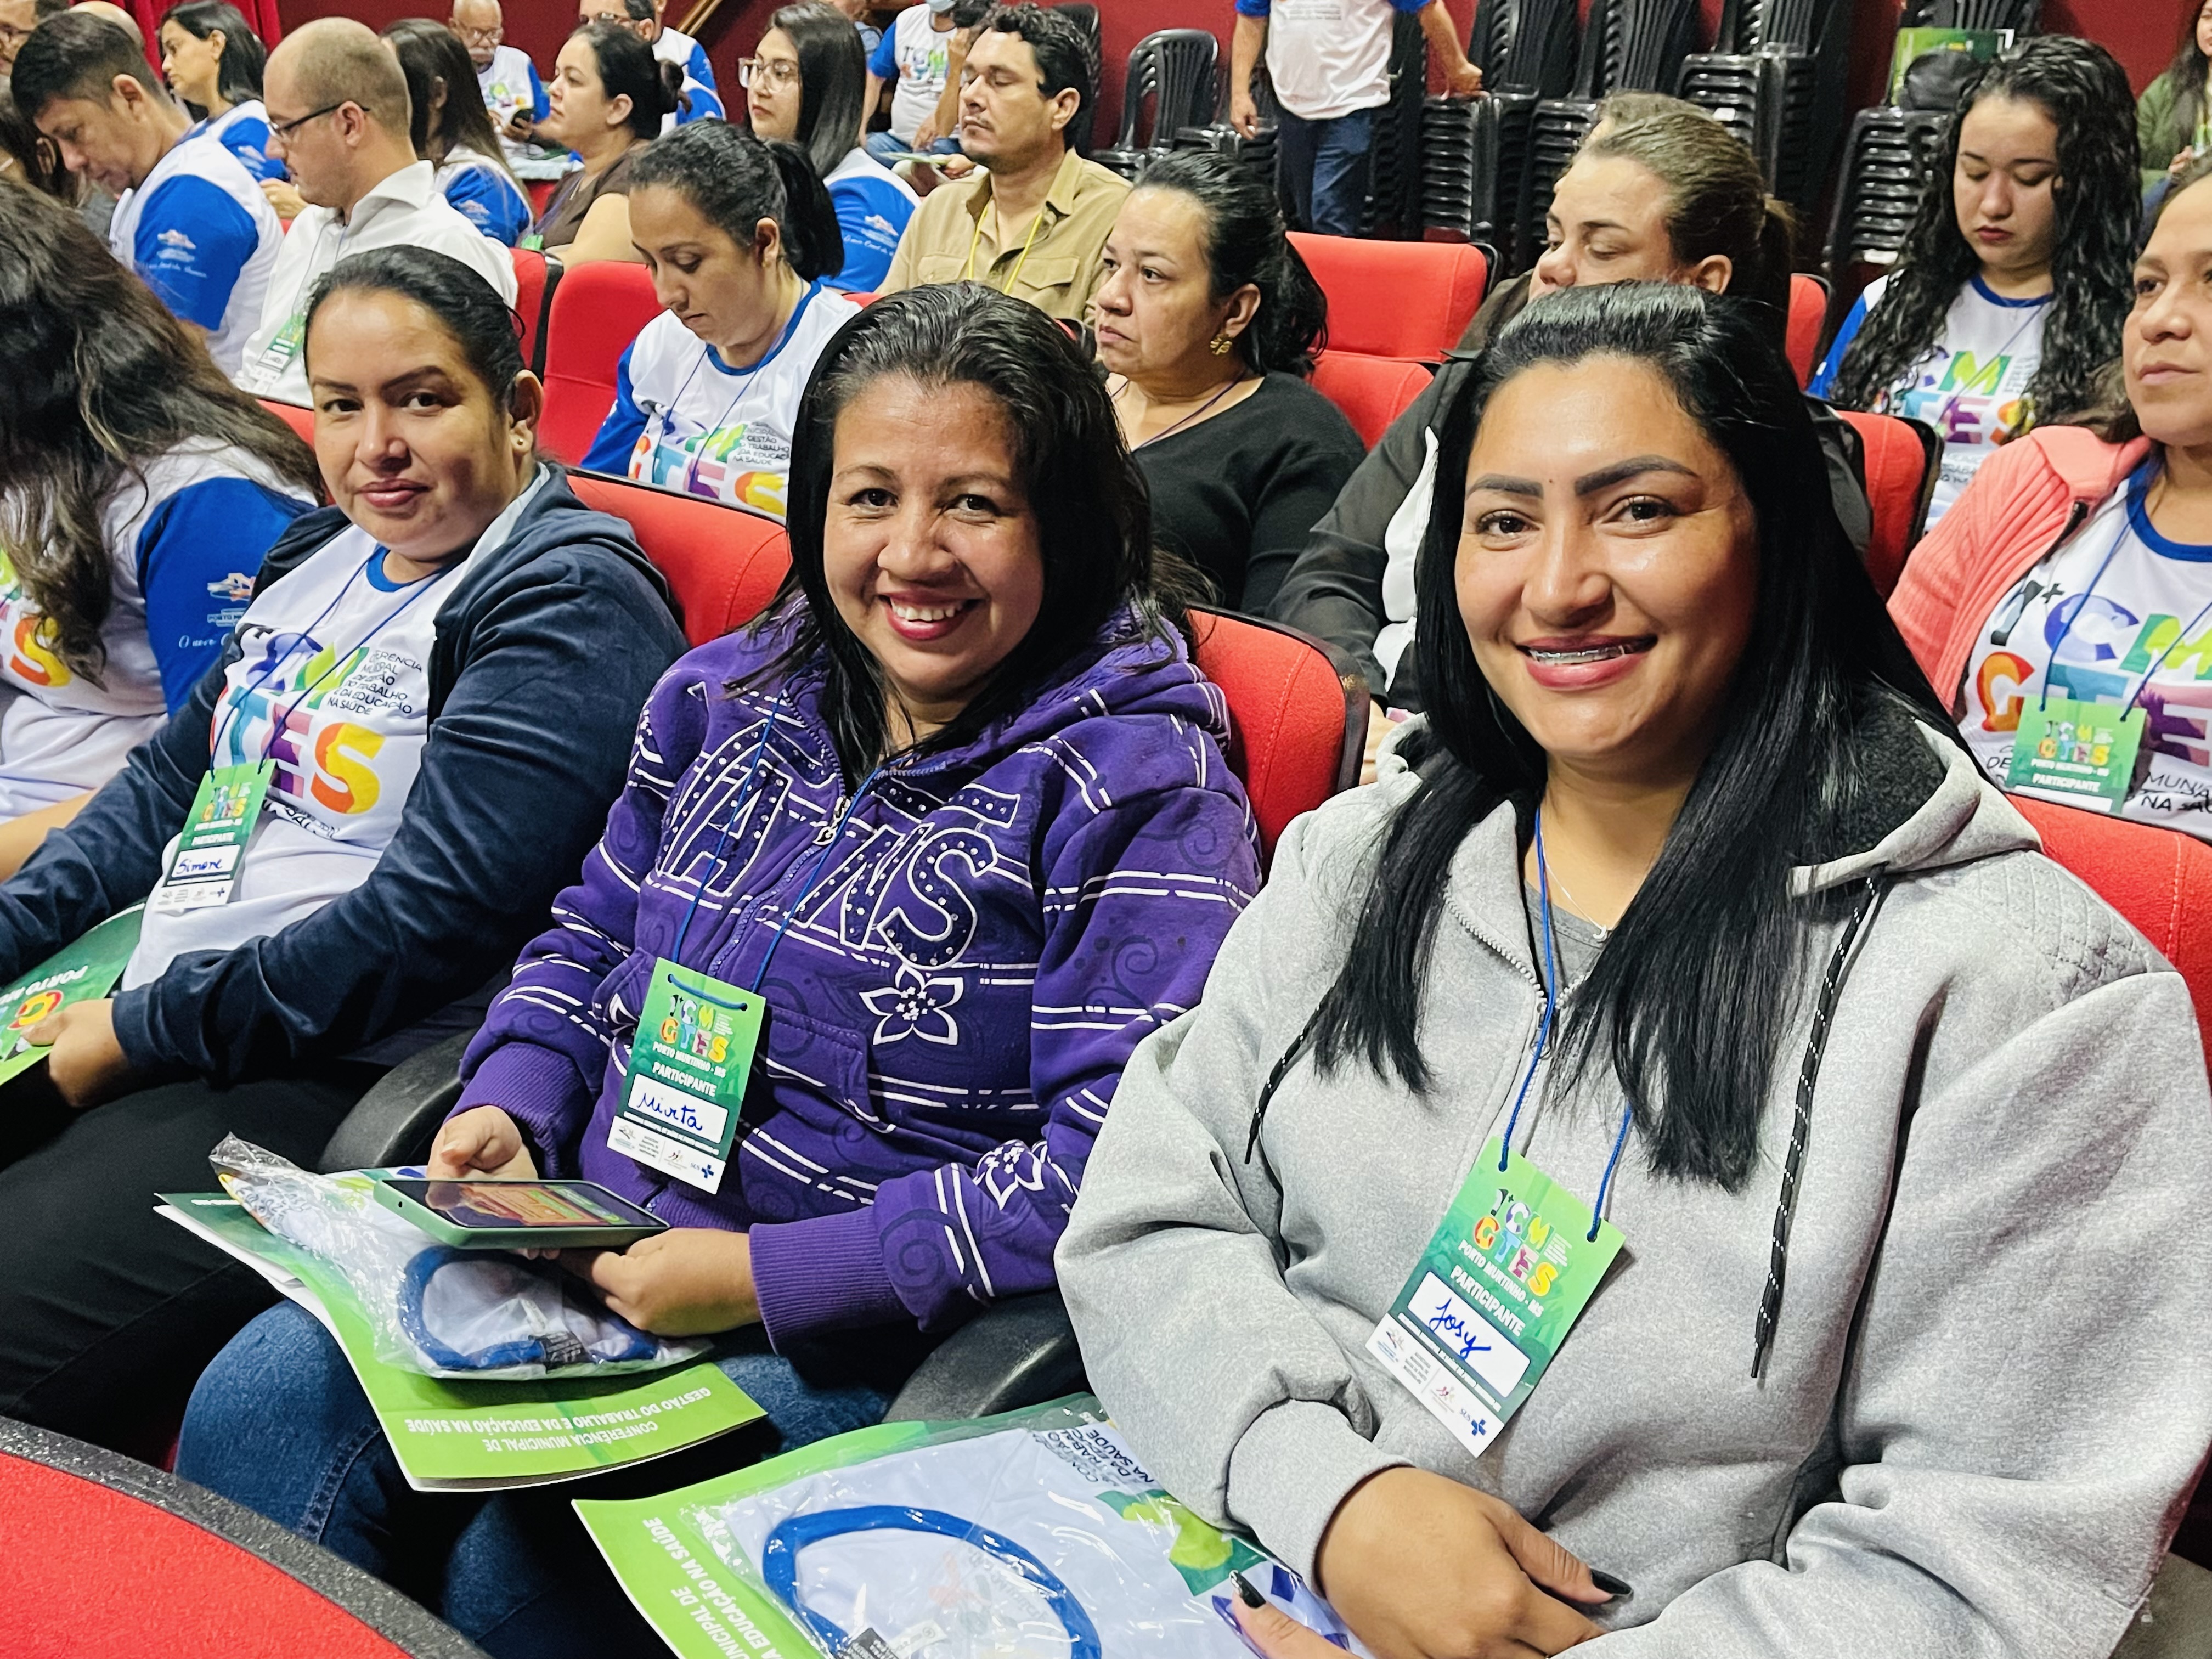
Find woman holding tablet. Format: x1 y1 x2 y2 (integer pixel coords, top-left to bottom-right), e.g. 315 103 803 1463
181 281 1261 1658
1059 284 2212 1659
0 246 687 1454
583 119 857 520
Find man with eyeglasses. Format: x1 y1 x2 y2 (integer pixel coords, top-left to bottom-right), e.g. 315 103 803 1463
12 9 279 375
233 17 516 405
452 0 546 162
0 0 63 75
576 0 723 131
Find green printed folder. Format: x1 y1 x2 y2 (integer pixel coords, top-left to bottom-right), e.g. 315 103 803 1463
0 905 143 1087
574 1406 1101 1659
156 1191 762 1491
1886 26 2012 100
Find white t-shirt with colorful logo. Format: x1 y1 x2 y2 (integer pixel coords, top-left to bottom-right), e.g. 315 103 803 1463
580 284 857 521
1811 273 2049 527
1959 462 2212 838
125 472 544 988
477 44 548 162
0 442 311 819
867 5 958 144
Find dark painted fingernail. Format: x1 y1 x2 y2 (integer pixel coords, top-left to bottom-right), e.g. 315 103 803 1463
1230 1570 1265 1608
1589 1570 1633 1599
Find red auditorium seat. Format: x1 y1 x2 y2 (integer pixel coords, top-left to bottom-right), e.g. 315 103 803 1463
1189 608 1365 866
526 177 559 219
538 259 663 466
261 398 313 445
566 471 791 645
0 1417 472 1658
510 246 559 376
1837 410 1940 598
1786 272 1829 389
1288 233 1487 362
1309 351 1431 449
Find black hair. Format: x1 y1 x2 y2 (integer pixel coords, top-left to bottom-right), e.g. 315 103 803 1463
631 117 844 284
571 19 682 142
303 245 528 408
0 184 316 682
0 76 76 199
381 18 520 191
11 10 169 121
158 1 264 113
767 282 1184 776
976 3 1095 156
1311 283 1952 1190
2158 3 2212 164
1130 150 1326 376
765 0 866 182
1826 36 2138 439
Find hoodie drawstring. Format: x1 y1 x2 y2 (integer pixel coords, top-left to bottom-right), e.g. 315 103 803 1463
1752 871 1889 1380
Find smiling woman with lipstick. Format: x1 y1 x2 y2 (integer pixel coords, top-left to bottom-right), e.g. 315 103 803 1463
1813 36 2138 527
0 244 687 1454
1059 283 2212 1659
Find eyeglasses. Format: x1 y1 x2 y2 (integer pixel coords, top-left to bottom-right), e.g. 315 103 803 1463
579 9 646 29
457 23 503 44
0 21 31 48
737 57 799 89
266 101 347 142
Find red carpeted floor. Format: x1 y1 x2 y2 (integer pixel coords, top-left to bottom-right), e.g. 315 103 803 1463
0 1452 414 1659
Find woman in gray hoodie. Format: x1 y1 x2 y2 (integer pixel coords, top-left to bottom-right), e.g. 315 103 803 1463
1057 282 2212 1659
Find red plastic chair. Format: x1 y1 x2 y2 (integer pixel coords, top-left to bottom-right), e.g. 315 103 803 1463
1189 608 1366 867
260 397 313 445
510 247 559 376
538 260 663 466
1786 272 1829 390
567 471 791 646
526 177 559 218
1837 410 1940 599
1288 233 1488 362
1308 351 1432 450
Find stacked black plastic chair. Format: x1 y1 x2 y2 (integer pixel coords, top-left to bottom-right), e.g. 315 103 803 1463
1093 29 1219 180
1422 0 1574 267
1053 3 1104 155
1358 9 1429 238
1821 105 1948 271
1677 0 1849 212
1170 63 1274 191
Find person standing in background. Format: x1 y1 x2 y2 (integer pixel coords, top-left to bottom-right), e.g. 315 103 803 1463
14 9 280 375
452 0 545 161
1229 0 1481 236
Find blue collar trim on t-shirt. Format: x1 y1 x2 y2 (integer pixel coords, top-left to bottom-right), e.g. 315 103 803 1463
1968 273 2055 310
366 549 444 590
2126 460 2212 562
703 279 825 378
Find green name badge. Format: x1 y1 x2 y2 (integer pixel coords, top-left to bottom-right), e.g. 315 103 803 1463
150 761 275 913
608 959 764 1194
257 312 306 376
1366 1137 1624 1460
2006 694 2143 813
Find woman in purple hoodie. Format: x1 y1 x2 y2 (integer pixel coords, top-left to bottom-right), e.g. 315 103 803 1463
178 281 1261 1657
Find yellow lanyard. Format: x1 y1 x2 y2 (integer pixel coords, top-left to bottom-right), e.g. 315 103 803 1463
962 193 1046 295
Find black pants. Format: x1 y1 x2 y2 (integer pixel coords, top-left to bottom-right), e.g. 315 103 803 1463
0 1062 381 1452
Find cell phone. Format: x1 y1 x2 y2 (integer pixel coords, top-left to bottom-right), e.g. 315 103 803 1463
370 1176 668 1250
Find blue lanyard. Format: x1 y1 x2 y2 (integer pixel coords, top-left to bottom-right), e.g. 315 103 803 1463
1503 807 1636 1243
663 695 884 995
1912 285 2045 436
2037 495 2212 715
210 549 455 766
657 280 824 497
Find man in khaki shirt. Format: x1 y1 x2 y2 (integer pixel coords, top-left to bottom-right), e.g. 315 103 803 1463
881 3 1127 321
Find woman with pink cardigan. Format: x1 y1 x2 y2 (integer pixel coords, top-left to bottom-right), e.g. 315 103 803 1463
1891 162 2212 839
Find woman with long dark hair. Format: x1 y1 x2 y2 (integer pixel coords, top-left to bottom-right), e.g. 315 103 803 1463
743 0 915 292
1814 36 2138 526
381 19 531 245
1060 283 2212 1659
1093 149 1359 613
0 182 314 876
157 0 283 182
0 242 688 1460
527 20 680 261
179 280 1260 1659
2139 0 2212 195
584 118 856 518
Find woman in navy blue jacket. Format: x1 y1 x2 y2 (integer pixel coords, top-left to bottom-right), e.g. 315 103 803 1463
0 246 687 1453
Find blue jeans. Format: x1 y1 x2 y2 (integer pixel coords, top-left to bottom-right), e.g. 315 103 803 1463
864 128 962 163
1276 106 1374 237
178 1302 926 1657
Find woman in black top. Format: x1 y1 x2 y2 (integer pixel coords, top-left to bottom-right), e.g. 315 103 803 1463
1092 150 1361 613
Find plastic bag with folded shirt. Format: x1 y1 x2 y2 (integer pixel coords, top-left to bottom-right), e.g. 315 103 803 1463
208 1135 706 1381
684 1401 1374 1657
